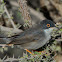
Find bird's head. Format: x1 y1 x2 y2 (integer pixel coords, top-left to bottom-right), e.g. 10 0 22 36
40 19 56 34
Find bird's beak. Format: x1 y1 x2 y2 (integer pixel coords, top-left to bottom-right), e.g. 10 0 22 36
50 27 58 30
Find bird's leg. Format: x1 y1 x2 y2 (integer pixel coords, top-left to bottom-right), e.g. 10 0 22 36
25 49 33 54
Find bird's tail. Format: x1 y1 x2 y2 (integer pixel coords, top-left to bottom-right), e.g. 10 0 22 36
0 37 11 44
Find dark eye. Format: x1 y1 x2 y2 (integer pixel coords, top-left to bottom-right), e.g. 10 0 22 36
47 24 50 27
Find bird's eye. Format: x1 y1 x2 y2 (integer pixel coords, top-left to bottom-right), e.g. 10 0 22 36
47 24 50 27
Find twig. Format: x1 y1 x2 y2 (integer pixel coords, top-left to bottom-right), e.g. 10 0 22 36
18 0 32 27
0 44 8 47
1 0 17 29
55 39 62 42
4 5 17 29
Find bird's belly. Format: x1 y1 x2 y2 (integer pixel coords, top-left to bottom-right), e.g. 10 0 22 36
20 36 50 50
21 42 37 49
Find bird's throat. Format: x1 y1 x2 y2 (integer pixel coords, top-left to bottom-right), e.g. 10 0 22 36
44 28 54 35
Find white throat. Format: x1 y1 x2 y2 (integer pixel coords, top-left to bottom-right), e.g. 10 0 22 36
44 28 54 35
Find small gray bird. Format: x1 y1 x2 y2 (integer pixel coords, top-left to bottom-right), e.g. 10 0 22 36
0 20 56 50
7 19 56 50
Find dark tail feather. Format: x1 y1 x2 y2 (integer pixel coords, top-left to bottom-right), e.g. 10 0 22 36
0 38 11 44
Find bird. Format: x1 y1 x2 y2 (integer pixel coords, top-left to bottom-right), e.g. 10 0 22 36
0 19 56 54
8 19 55 49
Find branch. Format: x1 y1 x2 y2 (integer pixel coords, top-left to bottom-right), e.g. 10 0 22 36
18 0 32 27
55 39 62 42
4 5 17 29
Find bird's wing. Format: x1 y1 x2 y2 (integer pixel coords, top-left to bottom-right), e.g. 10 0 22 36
9 29 45 45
